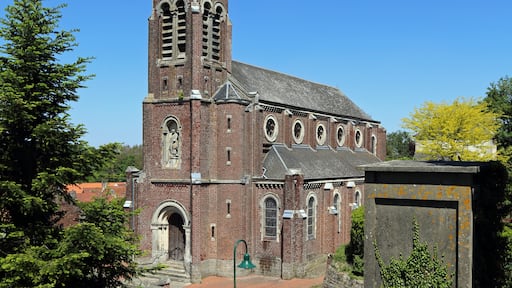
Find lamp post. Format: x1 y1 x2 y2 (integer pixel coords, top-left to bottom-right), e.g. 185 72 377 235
233 239 256 288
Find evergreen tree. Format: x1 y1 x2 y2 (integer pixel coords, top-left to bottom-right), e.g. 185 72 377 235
0 1 142 286
386 130 415 160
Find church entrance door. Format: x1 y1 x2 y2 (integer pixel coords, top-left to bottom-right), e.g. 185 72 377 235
168 212 185 260
151 200 191 269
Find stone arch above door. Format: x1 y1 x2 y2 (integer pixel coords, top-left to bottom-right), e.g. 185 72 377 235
151 200 191 268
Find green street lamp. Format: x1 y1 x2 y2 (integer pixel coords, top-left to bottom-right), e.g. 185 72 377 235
233 239 256 288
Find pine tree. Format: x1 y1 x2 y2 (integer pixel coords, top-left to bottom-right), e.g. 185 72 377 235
0 0 95 243
0 1 141 286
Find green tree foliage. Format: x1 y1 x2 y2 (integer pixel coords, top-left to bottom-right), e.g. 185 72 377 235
483 77 512 287
485 77 512 150
0 197 142 288
88 144 143 182
402 97 500 161
58 197 142 287
502 224 512 288
386 130 415 160
0 1 142 286
374 219 453 288
345 206 364 276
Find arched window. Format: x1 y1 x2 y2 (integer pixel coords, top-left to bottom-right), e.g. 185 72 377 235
160 0 186 60
202 2 224 61
264 198 277 238
334 192 341 233
307 196 316 239
371 135 377 155
261 195 280 240
355 190 362 208
176 1 186 57
333 193 340 214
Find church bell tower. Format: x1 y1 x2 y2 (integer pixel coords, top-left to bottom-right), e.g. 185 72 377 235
144 0 232 172
147 0 232 101
137 2 233 281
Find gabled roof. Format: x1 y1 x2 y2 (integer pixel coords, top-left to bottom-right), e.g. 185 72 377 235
262 144 381 180
230 61 374 121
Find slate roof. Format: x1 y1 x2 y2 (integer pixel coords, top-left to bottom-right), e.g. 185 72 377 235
262 144 381 180
227 61 375 121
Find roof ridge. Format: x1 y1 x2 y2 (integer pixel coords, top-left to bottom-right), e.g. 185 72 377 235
232 60 345 94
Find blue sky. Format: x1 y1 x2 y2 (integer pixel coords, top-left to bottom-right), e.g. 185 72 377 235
1 0 511 147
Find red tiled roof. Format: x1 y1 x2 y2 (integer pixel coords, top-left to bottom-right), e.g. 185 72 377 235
66 182 126 202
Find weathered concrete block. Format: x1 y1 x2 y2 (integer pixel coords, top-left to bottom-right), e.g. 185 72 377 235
361 160 506 288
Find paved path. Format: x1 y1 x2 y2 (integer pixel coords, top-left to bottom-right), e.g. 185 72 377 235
184 275 324 288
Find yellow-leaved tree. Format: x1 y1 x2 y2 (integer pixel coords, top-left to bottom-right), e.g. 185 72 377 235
402 97 501 161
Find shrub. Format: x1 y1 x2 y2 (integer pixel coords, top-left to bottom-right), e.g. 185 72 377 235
345 206 364 276
374 219 453 288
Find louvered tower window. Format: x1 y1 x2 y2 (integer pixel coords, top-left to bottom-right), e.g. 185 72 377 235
161 3 173 59
202 3 211 57
160 1 186 60
202 3 223 61
176 0 186 58
211 6 222 61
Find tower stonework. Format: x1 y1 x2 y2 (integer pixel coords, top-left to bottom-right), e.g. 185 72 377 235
129 0 387 284
148 0 231 100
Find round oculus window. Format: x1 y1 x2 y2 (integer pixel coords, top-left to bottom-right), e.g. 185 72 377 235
264 115 278 142
336 125 345 147
292 120 305 144
316 123 327 145
355 129 363 147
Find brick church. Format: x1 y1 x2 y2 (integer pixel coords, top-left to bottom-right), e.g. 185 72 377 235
127 0 386 283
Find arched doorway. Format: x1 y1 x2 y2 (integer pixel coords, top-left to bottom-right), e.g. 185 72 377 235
168 212 185 260
151 200 191 268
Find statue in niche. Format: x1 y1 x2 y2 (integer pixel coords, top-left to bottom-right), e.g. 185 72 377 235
164 119 181 168
169 129 179 159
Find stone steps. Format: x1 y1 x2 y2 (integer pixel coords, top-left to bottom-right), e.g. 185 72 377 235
127 260 191 288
